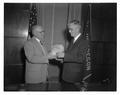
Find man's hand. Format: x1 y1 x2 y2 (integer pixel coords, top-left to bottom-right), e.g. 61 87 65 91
47 52 57 59
56 52 65 58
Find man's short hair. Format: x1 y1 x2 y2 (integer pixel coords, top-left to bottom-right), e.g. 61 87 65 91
68 20 81 26
32 25 42 31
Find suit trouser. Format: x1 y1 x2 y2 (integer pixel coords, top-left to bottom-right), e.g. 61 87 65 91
61 63 84 91
62 62 84 83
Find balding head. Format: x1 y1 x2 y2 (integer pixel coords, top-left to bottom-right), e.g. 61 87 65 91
32 25 45 40
32 25 44 35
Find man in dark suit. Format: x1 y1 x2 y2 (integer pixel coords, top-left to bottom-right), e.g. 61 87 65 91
57 20 89 91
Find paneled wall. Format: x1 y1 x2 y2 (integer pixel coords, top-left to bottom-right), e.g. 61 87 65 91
89 4 116 86
4 4 30 85
91 3 116 42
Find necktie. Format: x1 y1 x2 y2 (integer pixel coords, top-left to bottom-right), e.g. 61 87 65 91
39 41 47 56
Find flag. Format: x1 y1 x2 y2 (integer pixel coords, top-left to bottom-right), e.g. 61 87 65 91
27 4 37 39
83 4 92 83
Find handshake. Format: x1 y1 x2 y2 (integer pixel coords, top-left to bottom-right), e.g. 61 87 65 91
47 44 65 59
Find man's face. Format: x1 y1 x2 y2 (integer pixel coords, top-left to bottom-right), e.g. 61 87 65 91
68 23 80 38
33 26 45 40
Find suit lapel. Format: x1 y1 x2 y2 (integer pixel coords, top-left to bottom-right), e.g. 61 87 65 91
32 37 48 55
32 37 40 47
67 39 74 50
69 35 83 50
32 37 43 53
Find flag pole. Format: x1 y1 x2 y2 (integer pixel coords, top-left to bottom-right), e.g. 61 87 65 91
82 4 92 90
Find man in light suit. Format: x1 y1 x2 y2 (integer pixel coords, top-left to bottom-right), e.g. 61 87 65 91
24 25 54 85
57 20 89 90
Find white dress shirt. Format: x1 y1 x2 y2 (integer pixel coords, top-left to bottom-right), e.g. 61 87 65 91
73 33 81 43
34 37 40 43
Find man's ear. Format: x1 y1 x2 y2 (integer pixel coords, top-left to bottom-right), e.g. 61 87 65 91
76 26 80 32
77 25 81 32
77 24 81 29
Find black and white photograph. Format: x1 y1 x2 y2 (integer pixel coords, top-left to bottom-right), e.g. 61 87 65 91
3 1 118 93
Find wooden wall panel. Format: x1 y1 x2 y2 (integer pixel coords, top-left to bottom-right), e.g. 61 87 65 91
89 3 116 84
91 3 116 42
4 38 26 65
4 3 29 84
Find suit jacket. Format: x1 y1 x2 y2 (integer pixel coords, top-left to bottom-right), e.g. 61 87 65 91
62 34 89 83
24 37 48 83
